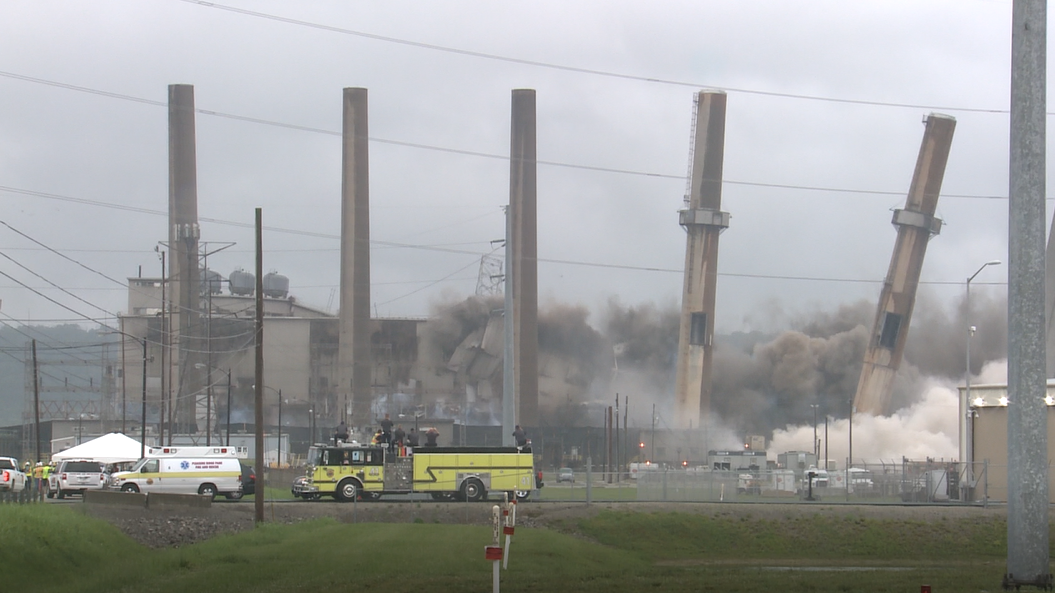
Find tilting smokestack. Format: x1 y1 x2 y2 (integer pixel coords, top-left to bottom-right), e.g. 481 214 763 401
853 113 956 416
338 87 372 429
674 90 729 429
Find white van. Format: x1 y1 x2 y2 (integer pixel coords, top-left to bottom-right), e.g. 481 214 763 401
111 446 242 500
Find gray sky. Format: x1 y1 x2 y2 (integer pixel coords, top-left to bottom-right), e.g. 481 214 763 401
0 0 1019 334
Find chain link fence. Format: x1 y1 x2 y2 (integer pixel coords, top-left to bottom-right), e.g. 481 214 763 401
534 459 1003 505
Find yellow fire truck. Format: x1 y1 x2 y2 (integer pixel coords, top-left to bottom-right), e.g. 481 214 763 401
292 444 542 502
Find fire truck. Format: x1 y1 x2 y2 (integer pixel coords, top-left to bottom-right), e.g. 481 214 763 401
292 444 541 502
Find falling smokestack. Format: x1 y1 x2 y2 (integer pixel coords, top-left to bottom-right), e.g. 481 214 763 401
853 113 956 416
510 89 539 428
338 87 372 429
168 83 203 432
674 91 729 429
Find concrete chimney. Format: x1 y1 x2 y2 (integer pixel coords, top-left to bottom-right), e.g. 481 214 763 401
673 91 729 430
853 113 955 416
168 83 203 433
338 87 373 429
509 89 538 428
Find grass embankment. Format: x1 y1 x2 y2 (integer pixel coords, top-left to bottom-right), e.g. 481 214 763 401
5 505 1047 592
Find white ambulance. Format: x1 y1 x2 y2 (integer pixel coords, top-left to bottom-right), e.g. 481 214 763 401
111 446 243 500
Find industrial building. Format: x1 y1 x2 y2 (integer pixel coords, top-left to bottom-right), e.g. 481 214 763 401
959 382 1055 503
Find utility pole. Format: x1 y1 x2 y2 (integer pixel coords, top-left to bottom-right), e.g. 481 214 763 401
120 332 127 434
277 390 283 468
651 403 656 464
32 340 40 462
824 415 828 470
1006 0 1049 587
159 249 166 447
606 406 612 483
140 337 147 458
614 395 619 482
616 394 624 476
226 370 232 447
502 205 515 446
810 404 819 461
254 207 265 524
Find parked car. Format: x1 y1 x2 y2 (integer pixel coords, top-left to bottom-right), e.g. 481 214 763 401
557 467 575 483
50 460 106 499
228 462 255 500
0 457 27 493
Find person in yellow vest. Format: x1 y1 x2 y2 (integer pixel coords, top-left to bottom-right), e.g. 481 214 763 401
32 462 44 495
41 462 53 495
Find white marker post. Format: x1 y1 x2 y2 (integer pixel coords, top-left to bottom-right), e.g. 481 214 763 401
486 504 503 593
503 495 516 569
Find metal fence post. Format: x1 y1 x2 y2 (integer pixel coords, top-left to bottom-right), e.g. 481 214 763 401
983 459 989 509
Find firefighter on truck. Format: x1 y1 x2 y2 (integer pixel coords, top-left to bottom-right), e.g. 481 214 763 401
292 442 543 502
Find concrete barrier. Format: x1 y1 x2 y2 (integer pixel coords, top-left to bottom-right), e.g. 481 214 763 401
83 489 147 508
146 492 212 509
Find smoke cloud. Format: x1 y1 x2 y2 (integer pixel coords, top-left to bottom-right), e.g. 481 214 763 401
421 288 1008 463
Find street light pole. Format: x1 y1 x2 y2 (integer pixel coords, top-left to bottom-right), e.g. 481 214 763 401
964 259 1000 494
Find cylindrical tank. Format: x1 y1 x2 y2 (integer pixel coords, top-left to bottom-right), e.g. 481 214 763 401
200 269 224 295
229 268 255 296
263 272 289 299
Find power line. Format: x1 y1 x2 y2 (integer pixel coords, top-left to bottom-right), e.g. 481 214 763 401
176 0 1013 115
0 250 118 318
0 74 1030 200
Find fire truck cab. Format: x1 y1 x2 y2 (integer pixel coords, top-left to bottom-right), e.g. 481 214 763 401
294 444 539 502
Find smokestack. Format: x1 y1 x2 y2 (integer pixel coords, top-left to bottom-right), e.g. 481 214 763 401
338 87 372 429
168 83 203 433
674 91 729 429
853 113 955 416
510 89 539 428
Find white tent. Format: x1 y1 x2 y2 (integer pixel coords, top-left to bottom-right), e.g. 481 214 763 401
52 432 143 464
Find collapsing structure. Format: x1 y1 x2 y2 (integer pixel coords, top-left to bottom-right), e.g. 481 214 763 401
673 91 729 429
853 114 956 416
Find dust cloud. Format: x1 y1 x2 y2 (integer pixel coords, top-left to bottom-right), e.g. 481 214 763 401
422 289 1008 463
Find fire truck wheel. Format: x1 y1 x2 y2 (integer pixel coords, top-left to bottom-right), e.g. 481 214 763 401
121 483 139 493
515 490 530 501
336 479 360 502
462 479 485 503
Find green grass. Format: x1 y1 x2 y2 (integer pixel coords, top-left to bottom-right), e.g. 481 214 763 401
0 505 148 590
573 510 1010 560
5 504 1051 592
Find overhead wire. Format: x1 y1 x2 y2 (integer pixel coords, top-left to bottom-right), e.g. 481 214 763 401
0 73 1027 200
0 315 109 386
176 0 1013 115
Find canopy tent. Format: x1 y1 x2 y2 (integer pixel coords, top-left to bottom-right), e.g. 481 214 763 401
52 432 143 464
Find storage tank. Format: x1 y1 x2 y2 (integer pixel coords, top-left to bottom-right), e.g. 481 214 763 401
200 269 224 295
262 271 289 298
229 268 255 296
